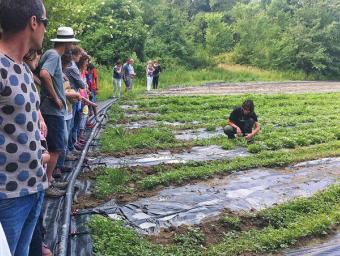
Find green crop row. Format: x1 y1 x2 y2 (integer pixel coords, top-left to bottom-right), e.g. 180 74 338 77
89 185 340 256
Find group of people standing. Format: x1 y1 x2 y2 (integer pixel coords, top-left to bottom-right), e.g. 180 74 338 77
112 59 162 98
146 60 162 92
0 1 99 255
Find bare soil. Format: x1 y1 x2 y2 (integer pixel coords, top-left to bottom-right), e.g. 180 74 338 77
152 81 340 96
147 211 268 246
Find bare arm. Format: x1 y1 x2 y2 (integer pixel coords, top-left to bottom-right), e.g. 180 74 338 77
252 122 261 136
228 119 242 135
40 69 63 109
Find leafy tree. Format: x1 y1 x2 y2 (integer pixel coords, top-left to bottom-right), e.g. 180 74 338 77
78 0 147 65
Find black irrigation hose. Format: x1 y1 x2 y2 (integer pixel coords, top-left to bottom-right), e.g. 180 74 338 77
57 99 116 256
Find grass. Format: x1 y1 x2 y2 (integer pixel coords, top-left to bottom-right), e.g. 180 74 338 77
101 93 340 155
94 168 131 199
137 140 340 190
93 140 340 199
96 64 309 100
89 185 340 256
100 126 177 153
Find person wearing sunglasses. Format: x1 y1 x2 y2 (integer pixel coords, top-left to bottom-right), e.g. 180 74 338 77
0 1 48 256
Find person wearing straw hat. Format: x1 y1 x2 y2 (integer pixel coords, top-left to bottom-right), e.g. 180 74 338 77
38 26 80 197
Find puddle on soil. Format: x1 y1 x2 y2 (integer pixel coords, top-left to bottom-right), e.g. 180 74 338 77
125 111 159 118
120 104 139 110
285 232 340 256
89 157 340 235
175 127 224 141
89 146 250 168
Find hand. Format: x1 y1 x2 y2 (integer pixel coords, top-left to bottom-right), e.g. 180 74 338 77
245 133 253 140
54 98 63 109
236 127 242 136
39 119 48 138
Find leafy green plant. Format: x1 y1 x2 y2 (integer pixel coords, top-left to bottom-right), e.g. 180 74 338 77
95 168 131 199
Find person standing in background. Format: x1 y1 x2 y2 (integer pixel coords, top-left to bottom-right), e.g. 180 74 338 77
146 61 154 93
113 60 123 98
123 58 136 92
152 60 162 89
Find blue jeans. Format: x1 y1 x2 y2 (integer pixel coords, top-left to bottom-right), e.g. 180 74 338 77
68 103 81 151
57 119 72 168
0 191 44 256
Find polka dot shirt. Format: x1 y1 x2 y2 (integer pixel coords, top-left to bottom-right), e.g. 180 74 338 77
0 53 48 199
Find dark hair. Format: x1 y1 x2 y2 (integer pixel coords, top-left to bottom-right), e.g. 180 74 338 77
77 53 90 69
242 99 254 112
61 53 72 68
0 0 44 34
72 46 83 56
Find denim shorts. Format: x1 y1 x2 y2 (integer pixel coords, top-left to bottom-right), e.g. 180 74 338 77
42 114 65 152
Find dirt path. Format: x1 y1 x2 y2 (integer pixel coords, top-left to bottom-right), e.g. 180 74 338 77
151 81 340 96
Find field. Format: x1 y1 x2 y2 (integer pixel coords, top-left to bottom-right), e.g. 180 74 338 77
84 91 340 255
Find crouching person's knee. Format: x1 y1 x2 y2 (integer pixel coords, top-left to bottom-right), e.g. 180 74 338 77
223 125 236 139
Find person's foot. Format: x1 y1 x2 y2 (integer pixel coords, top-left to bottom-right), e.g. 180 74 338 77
61 165 73 173
45 185 66 198
42 243 52 256
52 180 68 190
66 152 78 161
74 143 84 151
86 122 95 128
52 167 62 179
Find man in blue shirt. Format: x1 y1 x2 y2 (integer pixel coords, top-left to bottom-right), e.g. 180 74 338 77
39 27 80 197
123 58 136 92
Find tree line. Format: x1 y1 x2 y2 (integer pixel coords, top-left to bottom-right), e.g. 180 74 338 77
44 0 340 77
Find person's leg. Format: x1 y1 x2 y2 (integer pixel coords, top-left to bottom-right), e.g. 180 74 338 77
118 79 122 98
15 191 44 256
153 76 159 89
223 125 237 139
156 76 159 89
43 115 65 182
92 91 96 103
113 79 117 97
152 76 156 89
56 120 68 169
28 215 43 256
0 192 44 256
71 109 81 145
147 76 152 92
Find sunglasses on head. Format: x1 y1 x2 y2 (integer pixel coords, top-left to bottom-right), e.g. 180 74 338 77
38 17 48 28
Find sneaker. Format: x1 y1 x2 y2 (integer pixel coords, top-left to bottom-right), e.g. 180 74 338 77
74 143 84 151
77 139 86 145
247 138 254 145
61 165 73 173
66 153 78 161
86 122 95 129
52 167 62 179
52 180 68 190
45 185 65 198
